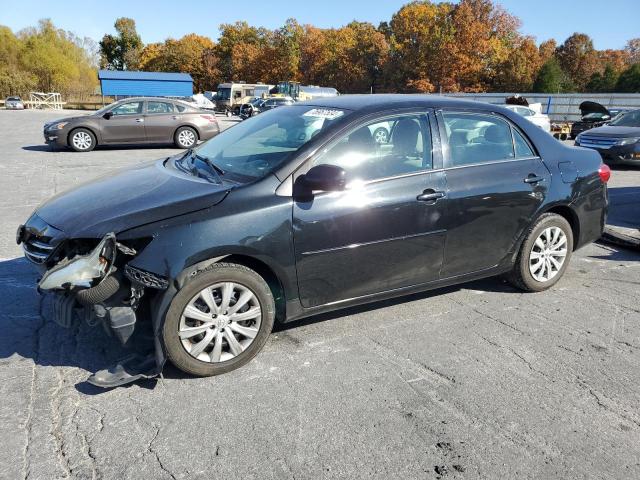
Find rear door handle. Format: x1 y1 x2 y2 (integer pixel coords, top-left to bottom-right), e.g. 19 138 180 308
135 118 144 123
417 189 446 202
524 174 544 184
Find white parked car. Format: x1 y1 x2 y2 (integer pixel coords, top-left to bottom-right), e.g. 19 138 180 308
5 96 25 110
505 104 551 132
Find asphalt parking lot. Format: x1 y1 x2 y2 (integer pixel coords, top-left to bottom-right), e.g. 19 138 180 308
1 109 640 480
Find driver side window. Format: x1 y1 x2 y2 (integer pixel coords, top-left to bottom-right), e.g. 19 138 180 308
312 114 431 184
111 102 142 116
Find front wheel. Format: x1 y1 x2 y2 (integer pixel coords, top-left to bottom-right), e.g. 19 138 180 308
507 213 573 292
69 128 96 152
162 263 275 377
174 126 197 149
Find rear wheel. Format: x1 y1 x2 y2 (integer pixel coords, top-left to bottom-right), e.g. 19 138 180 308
162 263 275 377
174 126 197 149
69 128 96 152
507 213 573 292
372 127 389 144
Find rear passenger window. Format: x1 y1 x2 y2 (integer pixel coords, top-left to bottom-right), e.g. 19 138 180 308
147 101 174 114
513 129 535 158
443 113 515 167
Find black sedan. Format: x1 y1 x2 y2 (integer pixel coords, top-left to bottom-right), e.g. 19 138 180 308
575 109 640 165
18 95 608 386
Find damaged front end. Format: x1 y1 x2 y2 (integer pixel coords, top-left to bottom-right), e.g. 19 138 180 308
18 225 166 387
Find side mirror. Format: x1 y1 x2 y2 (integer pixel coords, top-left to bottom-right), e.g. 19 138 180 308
303 164 347 192
103 111 113 120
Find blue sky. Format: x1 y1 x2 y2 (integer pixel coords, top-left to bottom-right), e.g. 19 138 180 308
0 0 637 50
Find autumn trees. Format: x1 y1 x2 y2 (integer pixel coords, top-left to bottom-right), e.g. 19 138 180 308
3 2 640 100
0 20 97 99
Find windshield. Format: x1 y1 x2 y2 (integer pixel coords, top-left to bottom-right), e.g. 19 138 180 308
582 112 608 121
609 110 640 127
186 105 351 182
217 88 231 101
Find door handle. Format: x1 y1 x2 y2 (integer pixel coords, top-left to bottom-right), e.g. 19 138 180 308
135 118 144 123
172 115 180 120
417 189 446 202
524 174 544 184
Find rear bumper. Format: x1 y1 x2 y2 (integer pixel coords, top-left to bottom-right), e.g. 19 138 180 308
572 184 608 250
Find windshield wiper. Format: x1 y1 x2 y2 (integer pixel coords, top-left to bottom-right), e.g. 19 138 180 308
195 153 226 176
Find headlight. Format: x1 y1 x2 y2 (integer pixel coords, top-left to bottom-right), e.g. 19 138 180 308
616 137 640 146
54 122 69 130
39 233 116 290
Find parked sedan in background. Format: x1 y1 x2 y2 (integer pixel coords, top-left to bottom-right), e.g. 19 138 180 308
5 96 25 110
18 95 608 385
504 104 551 132
43 97 220 152
575 108 640 165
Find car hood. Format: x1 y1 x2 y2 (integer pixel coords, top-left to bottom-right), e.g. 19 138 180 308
581 125 640 138
35 157 232 238
44 114 93 127
579 101 610 117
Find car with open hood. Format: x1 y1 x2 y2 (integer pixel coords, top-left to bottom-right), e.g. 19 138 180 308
17 95 609 387
43 97 219 152
575 109 640 165
570 101 629 139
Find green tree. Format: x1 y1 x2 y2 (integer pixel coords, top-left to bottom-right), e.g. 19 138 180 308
99 17 142 70
616 63 640 92
18 19 97 97
587 64 618 92
533 58 571 93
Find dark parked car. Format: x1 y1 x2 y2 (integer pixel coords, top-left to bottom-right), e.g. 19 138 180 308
570 101 629 139
575 109 640 165
18 95 608 386
43 97 219 152
238 97 265 120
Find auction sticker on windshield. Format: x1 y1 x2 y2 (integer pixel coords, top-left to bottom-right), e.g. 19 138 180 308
303 108 345 120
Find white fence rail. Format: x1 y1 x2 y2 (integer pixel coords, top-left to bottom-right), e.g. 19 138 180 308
443 93 640 121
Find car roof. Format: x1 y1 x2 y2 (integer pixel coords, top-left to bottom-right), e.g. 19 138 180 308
113 97 196 108
298 94 506 114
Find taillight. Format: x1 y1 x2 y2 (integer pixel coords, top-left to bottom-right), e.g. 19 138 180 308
200 114 215 123
598 163 611 183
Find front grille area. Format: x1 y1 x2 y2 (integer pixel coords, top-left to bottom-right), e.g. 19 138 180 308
22 237 55 264
19 215 63 265
578 135 619 149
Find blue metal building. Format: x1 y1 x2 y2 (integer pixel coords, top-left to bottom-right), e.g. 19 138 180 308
98 70 193 97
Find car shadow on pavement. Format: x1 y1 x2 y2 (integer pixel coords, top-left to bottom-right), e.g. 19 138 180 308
22 143 183 153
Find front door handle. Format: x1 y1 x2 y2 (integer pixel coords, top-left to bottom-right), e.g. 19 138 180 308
135 118 144 123
524 174 544 184
417 189 446 202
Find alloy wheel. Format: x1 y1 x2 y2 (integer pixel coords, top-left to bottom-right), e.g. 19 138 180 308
528 226 568 282
178 129 196 147
72 131 92 150
179 282 262 363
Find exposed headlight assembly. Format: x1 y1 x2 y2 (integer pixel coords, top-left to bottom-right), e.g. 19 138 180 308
616 137 640 146
39 233 117 290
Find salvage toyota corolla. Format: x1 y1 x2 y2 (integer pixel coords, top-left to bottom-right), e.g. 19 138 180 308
17 95 609 387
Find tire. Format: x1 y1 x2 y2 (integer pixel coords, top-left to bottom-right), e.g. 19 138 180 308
69 128 96 152
372 127 389 143
506 213 573 292
226 110 232 118
162 263 275 377
174 126 198 149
